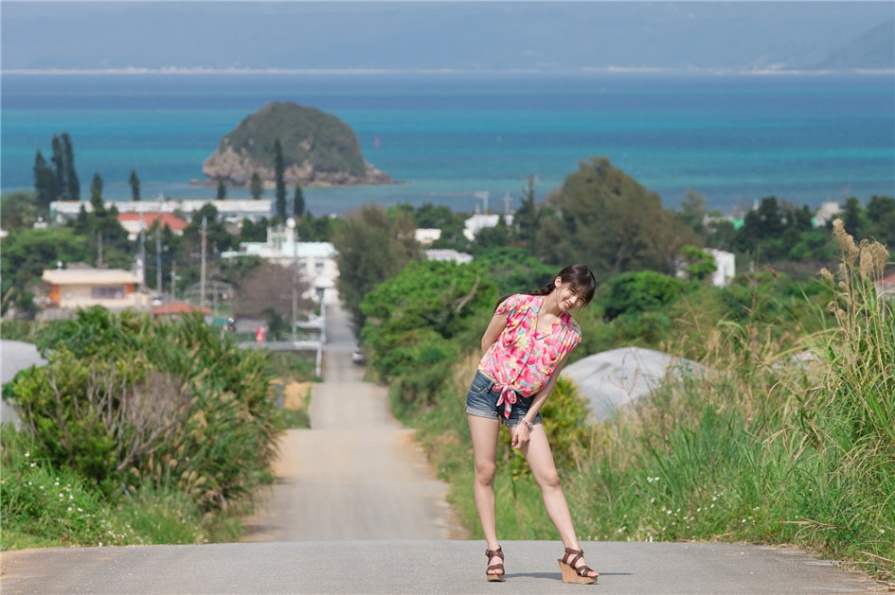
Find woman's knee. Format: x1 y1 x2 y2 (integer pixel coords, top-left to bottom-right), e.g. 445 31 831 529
474 461 497 485
537 471 562 491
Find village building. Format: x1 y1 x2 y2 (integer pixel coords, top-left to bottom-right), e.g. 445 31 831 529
41 266 148 312
50 198 273 224
414 228 442 246
221 227 338 305
423 249 474 264
117 212 189 241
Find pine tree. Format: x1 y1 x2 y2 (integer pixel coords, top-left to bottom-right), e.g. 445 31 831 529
274 139 287 219
51 135 68 200
217 179 227 200
90 172 104 202
61 133 80 200
250 172 264 200
293 183 305 219
33 150 57 209
128 169 141 201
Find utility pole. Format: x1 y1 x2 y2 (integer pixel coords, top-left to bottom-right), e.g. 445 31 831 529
475 191 489 214
287 217 298 342
170 262 176 301
200 216 207 311
155 225 162 295
139 210 146 289
96 231 104 268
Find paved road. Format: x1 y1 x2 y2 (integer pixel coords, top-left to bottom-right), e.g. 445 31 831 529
239 300 458 541
0 303 888 593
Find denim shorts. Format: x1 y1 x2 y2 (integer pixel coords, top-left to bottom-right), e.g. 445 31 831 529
465 370 542 427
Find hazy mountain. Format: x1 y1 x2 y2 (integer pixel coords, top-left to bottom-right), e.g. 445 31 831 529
810 20 895 70
2 2 893 73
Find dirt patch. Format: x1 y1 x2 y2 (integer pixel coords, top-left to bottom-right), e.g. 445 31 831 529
281 381 310 410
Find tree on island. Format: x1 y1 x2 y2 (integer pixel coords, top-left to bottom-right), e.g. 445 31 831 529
128 169 141 201
217 179 227 200
274 139 287 219
250 172 264 200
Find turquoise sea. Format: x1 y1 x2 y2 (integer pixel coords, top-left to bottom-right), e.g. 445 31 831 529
2 73 893 215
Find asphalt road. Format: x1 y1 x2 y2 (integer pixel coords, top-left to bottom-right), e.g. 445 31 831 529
0 302 888 594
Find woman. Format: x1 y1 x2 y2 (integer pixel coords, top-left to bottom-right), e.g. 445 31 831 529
466 263 599 584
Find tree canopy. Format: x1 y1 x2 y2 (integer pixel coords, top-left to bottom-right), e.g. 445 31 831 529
537 157 698 275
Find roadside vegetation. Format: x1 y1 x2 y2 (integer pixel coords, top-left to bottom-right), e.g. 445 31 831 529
0 308 314 548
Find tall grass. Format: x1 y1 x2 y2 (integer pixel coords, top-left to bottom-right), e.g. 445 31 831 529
566 220 894 580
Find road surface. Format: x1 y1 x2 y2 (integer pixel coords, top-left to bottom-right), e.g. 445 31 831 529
238 299 461 541
0 302 887 593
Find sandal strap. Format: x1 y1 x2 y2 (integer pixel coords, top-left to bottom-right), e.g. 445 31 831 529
563 548 593 577
486 546 505 576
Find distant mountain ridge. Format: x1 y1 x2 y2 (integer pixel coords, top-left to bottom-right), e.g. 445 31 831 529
2 3 893 73
810 20 895 70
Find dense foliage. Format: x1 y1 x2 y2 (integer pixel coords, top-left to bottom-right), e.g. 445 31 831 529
5 308 282 510
536 157 699 273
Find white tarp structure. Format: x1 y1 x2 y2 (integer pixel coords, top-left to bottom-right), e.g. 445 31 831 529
1 340 48 430
562 346 701 422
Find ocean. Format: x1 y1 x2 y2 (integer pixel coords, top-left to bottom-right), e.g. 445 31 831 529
2 72 893 216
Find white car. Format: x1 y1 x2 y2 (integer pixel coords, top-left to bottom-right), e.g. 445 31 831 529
351 349 366 365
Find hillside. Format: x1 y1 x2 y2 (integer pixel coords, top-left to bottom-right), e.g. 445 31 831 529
202 101 392 188
810 20 895 70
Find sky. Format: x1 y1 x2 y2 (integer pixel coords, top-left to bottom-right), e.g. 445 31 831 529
1 1 893 73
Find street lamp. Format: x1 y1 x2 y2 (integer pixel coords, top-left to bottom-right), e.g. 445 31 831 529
286 217 298 342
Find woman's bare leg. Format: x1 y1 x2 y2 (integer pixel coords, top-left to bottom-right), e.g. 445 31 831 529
467 414 503 576
521 426 598 579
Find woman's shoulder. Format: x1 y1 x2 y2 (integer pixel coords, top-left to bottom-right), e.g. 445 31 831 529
496 293 536 314
561 312 583 336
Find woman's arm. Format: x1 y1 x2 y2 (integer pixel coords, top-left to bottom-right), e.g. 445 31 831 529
511 354 571 448
480 312 509 354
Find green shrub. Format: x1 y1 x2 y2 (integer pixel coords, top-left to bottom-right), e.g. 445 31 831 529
7 308 282 511
600 271 685 320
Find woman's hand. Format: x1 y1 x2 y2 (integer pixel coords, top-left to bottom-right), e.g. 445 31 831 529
511 424 531 449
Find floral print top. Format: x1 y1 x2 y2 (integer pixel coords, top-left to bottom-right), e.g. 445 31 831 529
478 293 582 418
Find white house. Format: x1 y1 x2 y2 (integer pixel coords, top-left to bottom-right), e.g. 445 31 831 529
50 198 273 224
424 249 473 264
221 227 339 304
415 228 442 246
707 249 736 287
463 213 514 241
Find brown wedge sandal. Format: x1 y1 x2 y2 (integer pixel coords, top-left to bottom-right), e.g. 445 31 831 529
558 547 598 584
485 546 505 582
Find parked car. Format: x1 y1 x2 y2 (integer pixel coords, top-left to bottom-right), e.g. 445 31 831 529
351 349 366 365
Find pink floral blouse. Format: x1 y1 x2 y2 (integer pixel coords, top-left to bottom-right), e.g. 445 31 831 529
478 293 582 418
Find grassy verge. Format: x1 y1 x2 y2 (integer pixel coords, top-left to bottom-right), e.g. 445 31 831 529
0 432 248 548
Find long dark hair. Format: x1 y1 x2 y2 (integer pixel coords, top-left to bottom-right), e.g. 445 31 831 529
496 263 596 310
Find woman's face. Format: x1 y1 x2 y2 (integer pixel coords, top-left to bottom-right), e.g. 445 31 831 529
554 280 587 313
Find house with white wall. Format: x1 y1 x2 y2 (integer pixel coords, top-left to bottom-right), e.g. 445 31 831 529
42 267 148 311
221 227 339 304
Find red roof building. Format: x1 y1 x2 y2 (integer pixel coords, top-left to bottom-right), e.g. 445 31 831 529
118 212 189 241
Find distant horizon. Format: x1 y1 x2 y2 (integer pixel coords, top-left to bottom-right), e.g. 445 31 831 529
4 67 894 76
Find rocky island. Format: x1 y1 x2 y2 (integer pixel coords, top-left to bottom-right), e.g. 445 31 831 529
202 101 392 188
